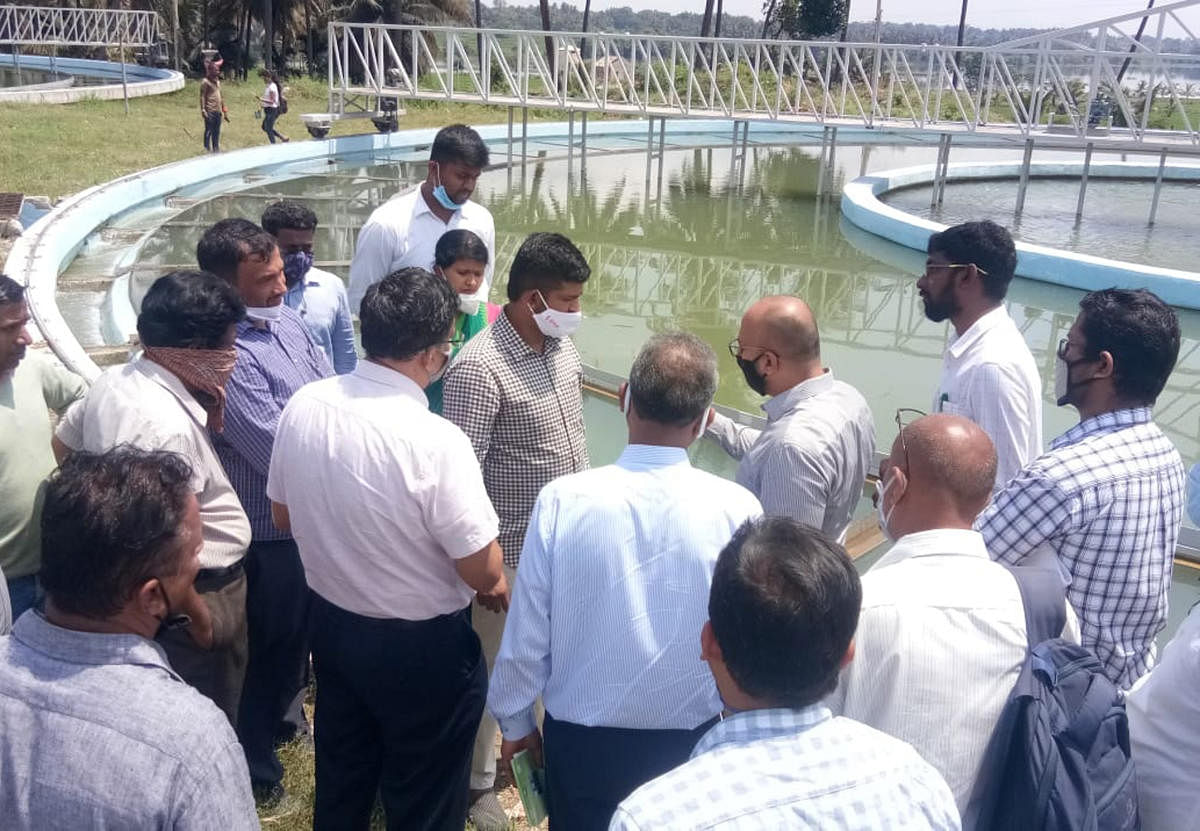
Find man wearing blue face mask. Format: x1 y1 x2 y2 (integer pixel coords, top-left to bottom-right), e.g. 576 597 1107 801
262 200 357 375
348 124 495 315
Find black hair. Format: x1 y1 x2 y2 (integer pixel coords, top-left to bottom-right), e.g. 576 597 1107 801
360 267 457 361
196 218 277 282
1077 288 1181 406
628 333 718 427
434 229 490 269
505 232 591 301
927 220 1018 301
261 200 318 236
137 270 245 348
709 517 862 709
0 274 25 306
40 447 195 619
430 124 490 169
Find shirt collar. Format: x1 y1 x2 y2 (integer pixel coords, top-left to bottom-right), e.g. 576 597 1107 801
763 370 835 421
1051 406 1153 450
134 356 207 427
693 705 831 758
494 308 558 363
411 186 477 221
947 305 1009 359
12 611 181 680
869 528 989 572
617 444 691 470
353 359 429 407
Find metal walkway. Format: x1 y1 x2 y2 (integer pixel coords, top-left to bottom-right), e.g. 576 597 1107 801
0 5 161 48
326 0 1200 153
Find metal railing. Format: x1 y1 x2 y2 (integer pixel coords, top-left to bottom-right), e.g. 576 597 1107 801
0 5 161 48
327 0 1200 145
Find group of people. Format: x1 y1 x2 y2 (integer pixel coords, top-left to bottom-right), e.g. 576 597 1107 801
200 56 289 154
0 121 1197 831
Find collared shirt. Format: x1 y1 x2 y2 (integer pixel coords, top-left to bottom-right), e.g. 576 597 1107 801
56 357 251 569
213 306 331 541
976 407 1185 689
0 353 87 579
610 705 961 831
0 612 258 830
284 266 358 375
706 370 875 542
1127 604 1200 831
489 445 762 739
347 186 496 313
266 361 499 620
442 311 589 567
934 306 1043 492
826 528 1077 810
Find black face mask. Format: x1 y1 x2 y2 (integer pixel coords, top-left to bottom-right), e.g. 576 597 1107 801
737 355 768 395
154 581 192 638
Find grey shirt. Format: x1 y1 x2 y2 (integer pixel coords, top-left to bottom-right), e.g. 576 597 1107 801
707 370 876 542
0 612 259 830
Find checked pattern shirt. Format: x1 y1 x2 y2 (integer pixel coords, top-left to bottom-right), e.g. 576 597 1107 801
976 407 1185 690
442 311 589 567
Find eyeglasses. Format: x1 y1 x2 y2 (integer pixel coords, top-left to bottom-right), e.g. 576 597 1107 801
924 262 989 276
894 407 925 469
728 337 773 360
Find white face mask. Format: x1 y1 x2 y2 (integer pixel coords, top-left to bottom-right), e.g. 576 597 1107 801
458 295 481 316
876 472 898 542
427 342 452 385
623 385 631 415
529 291 582 339
245 304 282 323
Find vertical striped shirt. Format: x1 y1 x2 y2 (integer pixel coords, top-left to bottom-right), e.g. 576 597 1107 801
214 306 331 541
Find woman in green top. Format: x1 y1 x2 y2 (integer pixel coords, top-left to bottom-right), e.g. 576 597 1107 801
427 229 500 414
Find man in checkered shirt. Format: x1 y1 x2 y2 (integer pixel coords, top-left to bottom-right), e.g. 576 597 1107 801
977 288 1185 691
442 231 591 827
610 517 960 830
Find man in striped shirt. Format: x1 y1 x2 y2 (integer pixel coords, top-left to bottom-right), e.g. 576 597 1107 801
198 218 332 802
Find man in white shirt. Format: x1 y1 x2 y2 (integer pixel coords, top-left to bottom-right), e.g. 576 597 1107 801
827 412 1075 811
920 220 1042 491
706 295 874 542
53 271 252 725
267 267 509 830
348 124 495 313
489 332 762 831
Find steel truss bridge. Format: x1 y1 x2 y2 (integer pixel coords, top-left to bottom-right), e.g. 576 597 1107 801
326 0 1200 152
0 5 162 49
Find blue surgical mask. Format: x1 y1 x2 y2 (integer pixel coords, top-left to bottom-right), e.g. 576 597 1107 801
432 163 465 212
283 250 314 287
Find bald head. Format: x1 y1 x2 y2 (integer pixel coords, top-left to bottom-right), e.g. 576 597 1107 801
742 296 820 361
898 414 996 522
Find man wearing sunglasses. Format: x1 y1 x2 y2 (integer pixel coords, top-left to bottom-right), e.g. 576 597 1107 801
707 296 874 543
920 221 1042 493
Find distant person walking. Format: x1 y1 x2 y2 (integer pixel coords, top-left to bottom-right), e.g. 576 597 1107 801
201 57 229 154
259 70 288 145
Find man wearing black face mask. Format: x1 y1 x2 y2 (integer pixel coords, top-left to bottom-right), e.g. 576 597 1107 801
977 288 1186 692
706 296 875 543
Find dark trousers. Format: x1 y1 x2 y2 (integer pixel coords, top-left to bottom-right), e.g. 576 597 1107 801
159 563 248 726
543 712 719 831
203 111 222 152
310 593 486 831
237 538 310 788
261 105 283 143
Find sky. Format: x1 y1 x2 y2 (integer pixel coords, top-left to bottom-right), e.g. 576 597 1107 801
582 0 1200 34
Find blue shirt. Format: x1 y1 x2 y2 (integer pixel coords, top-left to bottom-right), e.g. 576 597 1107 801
284 267 358 375
488 444 762 738
1187 462 1200 527
214 305 332 540
0 612 259 830
611 706 961 830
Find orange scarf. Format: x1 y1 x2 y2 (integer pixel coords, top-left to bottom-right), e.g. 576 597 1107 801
143 346 237 433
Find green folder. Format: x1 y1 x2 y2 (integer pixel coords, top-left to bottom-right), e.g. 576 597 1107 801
510 749 548 827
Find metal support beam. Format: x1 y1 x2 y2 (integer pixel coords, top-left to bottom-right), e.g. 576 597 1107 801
1149 147 1169 226
1075 142 1094 223
1014 138 1035 218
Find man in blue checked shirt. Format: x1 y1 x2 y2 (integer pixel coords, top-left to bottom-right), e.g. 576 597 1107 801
611 517 960 831
977 288 1186 691
198 218 333 803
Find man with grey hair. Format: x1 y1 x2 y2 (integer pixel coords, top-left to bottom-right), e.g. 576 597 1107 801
488 332 762 831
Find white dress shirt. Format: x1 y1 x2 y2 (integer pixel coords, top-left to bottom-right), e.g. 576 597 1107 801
826 528 1078 811
347 187 496 313
488 444 762 739
1127 604 1200 831
55 357 251 569
266 360 499 621
934 306 1043 492
706 370 874 542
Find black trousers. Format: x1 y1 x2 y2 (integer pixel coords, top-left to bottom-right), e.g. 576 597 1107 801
310 593 486 831
236 538 311 788
203 111 221 152
543 712 719 831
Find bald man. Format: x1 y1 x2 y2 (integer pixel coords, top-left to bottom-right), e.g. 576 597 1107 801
826 413 1077 812
707 296 874 542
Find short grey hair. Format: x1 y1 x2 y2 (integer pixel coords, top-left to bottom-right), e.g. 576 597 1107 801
628 332 718 427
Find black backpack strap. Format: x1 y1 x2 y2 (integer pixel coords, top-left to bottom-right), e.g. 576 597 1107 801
1007 566 1068 649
